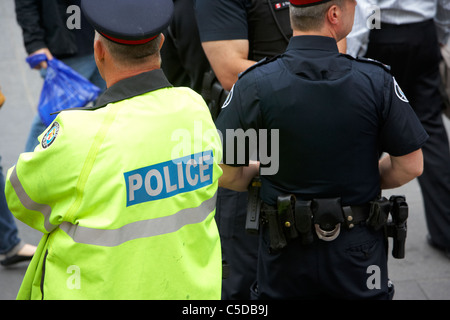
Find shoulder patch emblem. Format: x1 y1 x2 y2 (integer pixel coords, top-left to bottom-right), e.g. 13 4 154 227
221 84 234 109
393 77 409 103
42 122 60 149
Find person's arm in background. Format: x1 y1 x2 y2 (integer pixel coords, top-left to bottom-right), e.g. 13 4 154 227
201 39 256 91
194 0 257 91
15 0 53 69
219 161 260 192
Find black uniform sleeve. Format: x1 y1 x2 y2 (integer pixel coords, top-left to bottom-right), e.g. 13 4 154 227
194 0 250 42
379 74 429 156
215 73 262 166
15 0 46 54
160 0 211 94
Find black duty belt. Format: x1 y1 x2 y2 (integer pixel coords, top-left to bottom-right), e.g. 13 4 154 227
260 196 373 249
245 178 409 258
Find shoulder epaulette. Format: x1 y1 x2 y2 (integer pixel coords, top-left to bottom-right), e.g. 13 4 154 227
238 54 282 79
343 54 391 73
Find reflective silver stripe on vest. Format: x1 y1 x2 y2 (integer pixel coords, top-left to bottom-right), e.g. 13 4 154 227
9 167 58 233
59 191 218 247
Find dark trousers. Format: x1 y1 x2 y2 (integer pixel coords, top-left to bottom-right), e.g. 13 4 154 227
366 19 450 249
215 188 259 300
254 223 394 299
0 157 21 255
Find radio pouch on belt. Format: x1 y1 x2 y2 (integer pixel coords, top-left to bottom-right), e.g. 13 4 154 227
264 203 287 253
312 198 344 241
295 200 313 245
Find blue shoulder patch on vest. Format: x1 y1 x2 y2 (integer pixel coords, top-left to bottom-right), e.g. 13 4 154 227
124 150 214 206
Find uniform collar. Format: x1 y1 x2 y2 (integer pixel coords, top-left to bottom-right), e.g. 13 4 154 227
286 35 339 53
94 68 172 108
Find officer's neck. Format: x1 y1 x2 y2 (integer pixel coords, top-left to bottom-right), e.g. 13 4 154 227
293 28 338 40
104 62 161 88
293 24 346 43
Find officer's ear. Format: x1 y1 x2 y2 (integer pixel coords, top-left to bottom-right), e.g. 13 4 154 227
158 33 165 50
94 32 106 64
326 4 341 26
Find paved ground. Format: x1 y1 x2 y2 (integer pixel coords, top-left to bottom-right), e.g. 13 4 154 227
0 0 449 300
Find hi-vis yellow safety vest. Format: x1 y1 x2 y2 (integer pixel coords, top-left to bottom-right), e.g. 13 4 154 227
5 70 223 300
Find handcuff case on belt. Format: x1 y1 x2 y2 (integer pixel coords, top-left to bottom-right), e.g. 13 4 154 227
312 198 345 242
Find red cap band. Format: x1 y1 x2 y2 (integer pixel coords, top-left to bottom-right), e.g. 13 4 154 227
289 0 332 7
99 32 158 45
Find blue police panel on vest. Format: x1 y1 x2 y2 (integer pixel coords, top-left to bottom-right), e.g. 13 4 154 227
124 150 214 206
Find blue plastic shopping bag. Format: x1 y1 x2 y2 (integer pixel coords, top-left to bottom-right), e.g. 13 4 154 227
26 54 101 126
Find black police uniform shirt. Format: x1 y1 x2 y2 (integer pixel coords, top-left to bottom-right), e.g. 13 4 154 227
215 35 429 207
194 0 292 61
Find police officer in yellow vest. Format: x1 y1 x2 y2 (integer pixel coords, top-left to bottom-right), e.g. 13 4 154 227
5 0 223 300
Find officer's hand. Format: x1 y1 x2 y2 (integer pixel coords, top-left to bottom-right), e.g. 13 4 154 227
29 48 54 70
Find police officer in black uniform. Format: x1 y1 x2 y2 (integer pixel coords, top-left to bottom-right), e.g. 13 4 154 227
195 0 349 300
194 0 292 300
216 0 428 299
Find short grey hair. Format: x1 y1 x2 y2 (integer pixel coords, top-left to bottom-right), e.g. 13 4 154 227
290 0 344 31
96 31 162 67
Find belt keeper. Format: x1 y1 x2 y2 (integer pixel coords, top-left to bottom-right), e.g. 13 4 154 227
294 200 313 245
278 194 298 240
